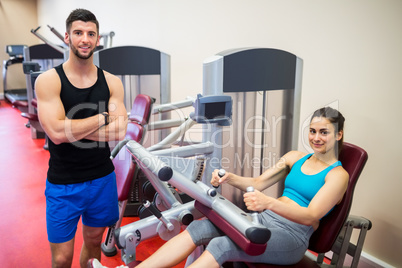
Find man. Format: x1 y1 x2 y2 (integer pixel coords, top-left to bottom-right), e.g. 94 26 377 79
35 9 128 268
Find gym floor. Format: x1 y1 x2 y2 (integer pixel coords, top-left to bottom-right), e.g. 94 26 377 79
0 100 185 267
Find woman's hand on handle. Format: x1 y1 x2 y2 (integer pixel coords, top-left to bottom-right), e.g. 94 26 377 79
244 189 271 212
210 169 230 187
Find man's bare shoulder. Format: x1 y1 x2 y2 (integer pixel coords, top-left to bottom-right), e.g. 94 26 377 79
103 70 123 86
36 68 59 84
35 68 61 95
37 68 58 79
103 70 123 93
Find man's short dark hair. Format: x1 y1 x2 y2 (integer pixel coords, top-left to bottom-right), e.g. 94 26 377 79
66 8 99 34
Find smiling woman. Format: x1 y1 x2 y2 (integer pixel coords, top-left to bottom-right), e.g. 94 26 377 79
309 107 345 157
109 106 349 268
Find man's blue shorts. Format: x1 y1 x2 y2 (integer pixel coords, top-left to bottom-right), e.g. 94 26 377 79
45 172 119 243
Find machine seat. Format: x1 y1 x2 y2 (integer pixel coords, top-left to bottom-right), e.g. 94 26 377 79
115 93 154 201
101 93 155 257
114 122 144 201
31 98 37 108
20 98 39 121
21 112 38 121
7 96 28 108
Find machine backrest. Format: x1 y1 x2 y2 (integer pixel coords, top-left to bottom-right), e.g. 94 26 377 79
114 94 154 201
129 94 155 125
25 44 64 60
308 142 368 253
114 122 144 201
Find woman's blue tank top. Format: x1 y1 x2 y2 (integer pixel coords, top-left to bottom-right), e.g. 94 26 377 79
282 154 342 207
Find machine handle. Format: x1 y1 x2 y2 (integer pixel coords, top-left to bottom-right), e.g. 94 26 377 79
246 186 260 225
109 139 130 159
32 26 41 33
144 200 174 231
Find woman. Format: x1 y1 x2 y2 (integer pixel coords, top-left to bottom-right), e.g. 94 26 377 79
90 107 348 268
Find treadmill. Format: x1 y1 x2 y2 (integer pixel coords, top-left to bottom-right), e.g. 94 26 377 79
2 45 28 106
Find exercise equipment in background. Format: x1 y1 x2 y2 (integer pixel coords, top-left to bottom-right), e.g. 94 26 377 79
2 45 28 109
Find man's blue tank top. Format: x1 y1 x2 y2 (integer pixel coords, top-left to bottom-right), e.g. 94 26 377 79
282 154 342 207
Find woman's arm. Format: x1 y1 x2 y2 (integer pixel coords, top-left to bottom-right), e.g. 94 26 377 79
211 151 304 192
244 166 349 227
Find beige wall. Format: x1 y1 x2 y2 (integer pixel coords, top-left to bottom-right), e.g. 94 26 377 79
32 0 402 266
0 0 38 97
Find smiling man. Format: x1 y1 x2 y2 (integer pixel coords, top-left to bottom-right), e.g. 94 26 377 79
35 9 128 268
